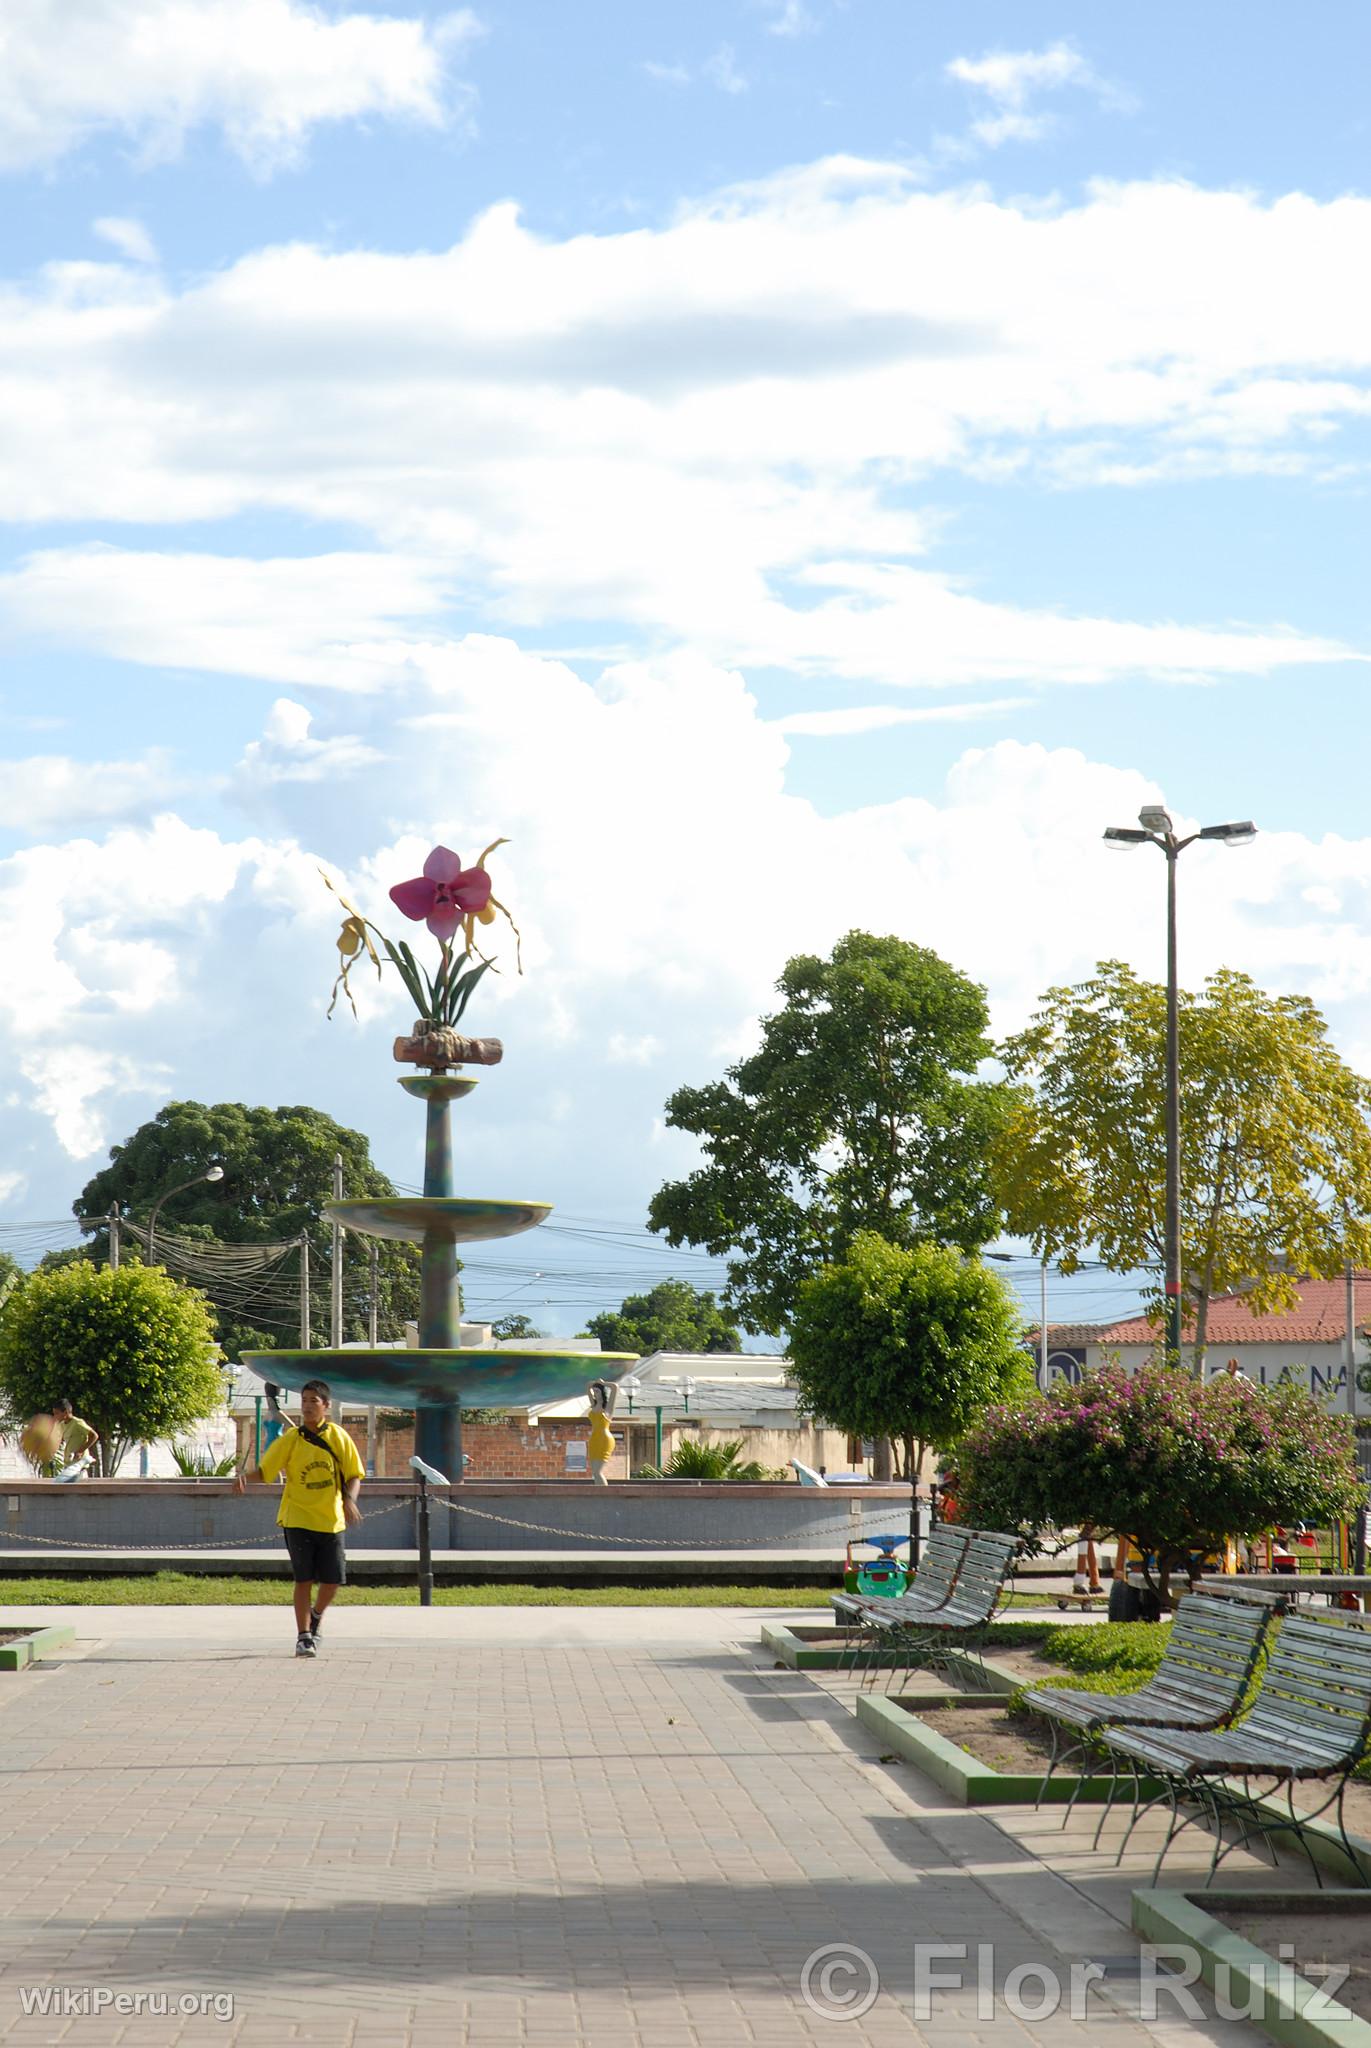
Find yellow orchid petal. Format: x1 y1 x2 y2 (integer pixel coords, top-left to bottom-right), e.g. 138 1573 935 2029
473 836 510 871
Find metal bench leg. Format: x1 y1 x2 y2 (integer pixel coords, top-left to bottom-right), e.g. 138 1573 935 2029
1333 1780 1369 1887
1091 1751 1128 1850
1033 1721 1063 1810
1059 1733 1103 1828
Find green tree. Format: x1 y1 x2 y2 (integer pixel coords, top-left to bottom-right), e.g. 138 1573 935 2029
585 1280 742 1356
0 1263 224 1476
649 931 1010 1334
74 1101 421 1361
490 1313 544 1341
994 963 1371 1363
787 1231 1032 1480
0 1251 22 1311
957 1360 1365 1605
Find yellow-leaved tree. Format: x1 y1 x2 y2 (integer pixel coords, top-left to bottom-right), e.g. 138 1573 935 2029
993 962 1371 1364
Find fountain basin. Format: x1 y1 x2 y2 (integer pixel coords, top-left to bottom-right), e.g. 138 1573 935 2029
325 1197 551 1244
240 1347 637 1409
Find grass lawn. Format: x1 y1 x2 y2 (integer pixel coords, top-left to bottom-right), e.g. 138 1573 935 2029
0 1573 850 1608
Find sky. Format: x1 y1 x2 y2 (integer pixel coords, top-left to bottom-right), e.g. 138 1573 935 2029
1 0 1369 1340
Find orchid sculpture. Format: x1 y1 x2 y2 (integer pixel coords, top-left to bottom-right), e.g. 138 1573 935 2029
325 839 521 1029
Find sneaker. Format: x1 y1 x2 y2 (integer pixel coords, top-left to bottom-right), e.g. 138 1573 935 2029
309 1608 323 1640
295 1632 316 1658
1072 1574 1090 1594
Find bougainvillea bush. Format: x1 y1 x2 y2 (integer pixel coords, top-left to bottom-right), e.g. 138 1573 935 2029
957 1360 1364 1603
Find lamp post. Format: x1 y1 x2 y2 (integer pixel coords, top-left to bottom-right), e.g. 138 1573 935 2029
1103 807 1256 1361
146 1164 224 1266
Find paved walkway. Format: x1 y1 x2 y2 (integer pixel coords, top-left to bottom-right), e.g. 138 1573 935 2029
0 1605 1307 2046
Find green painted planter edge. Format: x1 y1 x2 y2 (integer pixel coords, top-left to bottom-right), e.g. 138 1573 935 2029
760 1621 1020 1692
0 1622 75 1671
855 1691 1165 1805
1132 1887 1371 2048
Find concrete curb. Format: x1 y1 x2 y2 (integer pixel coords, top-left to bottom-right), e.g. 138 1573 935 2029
1132 1887 1371 2048
762 1621 1029 1683
0 1622 76 1670
855 1691 1165 1804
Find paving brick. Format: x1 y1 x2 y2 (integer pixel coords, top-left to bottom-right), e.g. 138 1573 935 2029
0 1605 1327 2048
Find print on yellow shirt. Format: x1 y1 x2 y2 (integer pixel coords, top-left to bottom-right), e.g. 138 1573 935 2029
258 1422 364 1533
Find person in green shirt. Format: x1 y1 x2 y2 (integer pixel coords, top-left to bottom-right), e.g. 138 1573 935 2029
234 1378 364 1657
32 1399 99 1478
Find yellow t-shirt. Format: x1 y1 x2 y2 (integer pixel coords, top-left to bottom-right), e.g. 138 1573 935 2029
258 1421 364 1533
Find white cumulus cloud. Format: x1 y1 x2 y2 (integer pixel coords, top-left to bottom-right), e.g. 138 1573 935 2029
0 0 481 173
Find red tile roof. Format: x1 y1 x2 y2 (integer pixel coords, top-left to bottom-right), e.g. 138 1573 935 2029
1050 1271 1371 1348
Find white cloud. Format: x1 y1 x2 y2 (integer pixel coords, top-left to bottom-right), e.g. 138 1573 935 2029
0 545 450 691
946 40 1127 150
0 0 482 174
758 0 817 36
948 43 1098 107
92 217 158 265
0 170 1367 698
773 699 1028 736
235 698 383 784
0 748 179 835
643 60 691 87
703 45 748 95
5 649 1371 1186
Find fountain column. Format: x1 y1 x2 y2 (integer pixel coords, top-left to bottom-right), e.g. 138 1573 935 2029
402 1072 476 1480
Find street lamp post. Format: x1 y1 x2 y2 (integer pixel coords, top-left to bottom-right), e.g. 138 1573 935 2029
146 1163 224 1266
1103 807 1256 1361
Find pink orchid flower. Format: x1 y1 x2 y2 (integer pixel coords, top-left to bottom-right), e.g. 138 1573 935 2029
389 846 493 945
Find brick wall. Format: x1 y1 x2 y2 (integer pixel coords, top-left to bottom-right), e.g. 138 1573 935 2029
235 1412 861 1479
236 1413 626 1479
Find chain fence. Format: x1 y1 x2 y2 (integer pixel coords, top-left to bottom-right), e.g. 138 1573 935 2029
0 1492 890 1553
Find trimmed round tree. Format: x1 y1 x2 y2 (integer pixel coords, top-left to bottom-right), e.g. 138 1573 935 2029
0 1262 223 1475
957 1359 1365 1604
788 1231 1034 1479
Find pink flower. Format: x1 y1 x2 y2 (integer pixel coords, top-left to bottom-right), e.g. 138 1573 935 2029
389 846 493 945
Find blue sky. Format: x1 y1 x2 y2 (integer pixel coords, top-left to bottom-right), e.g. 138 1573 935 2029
1 1 1368 1338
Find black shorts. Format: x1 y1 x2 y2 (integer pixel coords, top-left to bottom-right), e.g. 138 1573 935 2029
283 1527 347 1586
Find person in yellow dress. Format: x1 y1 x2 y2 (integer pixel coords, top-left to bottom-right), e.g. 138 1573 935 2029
22 1399 99 1477
234 1378 363 1657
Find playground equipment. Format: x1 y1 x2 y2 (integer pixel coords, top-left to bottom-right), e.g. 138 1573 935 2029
843 1532 911 1597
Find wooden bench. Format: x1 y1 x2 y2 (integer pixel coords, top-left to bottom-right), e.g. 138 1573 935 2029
1022 1585 1281 1819
1098 1608 1371 1886
830 1524 970 1680
845 1528 1019 1691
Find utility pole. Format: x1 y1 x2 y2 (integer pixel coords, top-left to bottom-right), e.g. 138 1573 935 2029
367 1239 379 1477
1039 1259 1048 1383
1348 1258 1358 1417
107 1205 121 1272
299 1236 311 1349
330 1153 344 1350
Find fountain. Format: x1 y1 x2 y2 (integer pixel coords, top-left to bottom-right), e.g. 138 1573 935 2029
242 843 633 1476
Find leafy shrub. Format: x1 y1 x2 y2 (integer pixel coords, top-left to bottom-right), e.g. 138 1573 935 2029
0 1263 223 1476
958 1360 1364 1602
637 1437 785 1481
168 1444 238 1477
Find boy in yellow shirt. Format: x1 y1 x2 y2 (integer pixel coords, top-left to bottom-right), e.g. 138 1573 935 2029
235 1378 364 1657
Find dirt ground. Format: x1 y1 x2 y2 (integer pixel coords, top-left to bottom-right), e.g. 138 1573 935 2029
917 1703 1058 1774
1210 1906 1371 2024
